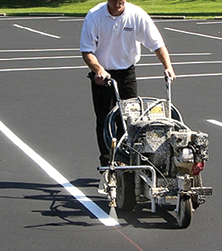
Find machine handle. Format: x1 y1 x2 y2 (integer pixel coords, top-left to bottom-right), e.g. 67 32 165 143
165 75 172 119
87 72 113 87
104 78 112 87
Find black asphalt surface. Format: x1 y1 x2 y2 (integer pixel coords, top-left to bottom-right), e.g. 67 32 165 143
0 16 221 251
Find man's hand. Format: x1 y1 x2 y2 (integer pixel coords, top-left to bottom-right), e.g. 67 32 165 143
164 68 176 81
94 70 111 85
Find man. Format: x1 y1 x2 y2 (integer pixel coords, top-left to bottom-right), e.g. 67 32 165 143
80 0 176 166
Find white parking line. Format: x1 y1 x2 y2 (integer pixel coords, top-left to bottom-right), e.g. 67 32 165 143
207 119 222 127
14 24 60 39
0 120 119 227
2 58 219 64
0 50 210 56
0 65 222 80
0 66 88 72
0 48 78 53
142 53 211 57
137 72 222 80
137 60 222 67
165 27 222 40
0 56 81 61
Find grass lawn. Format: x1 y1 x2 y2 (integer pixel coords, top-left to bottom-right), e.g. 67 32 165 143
0 0 222 19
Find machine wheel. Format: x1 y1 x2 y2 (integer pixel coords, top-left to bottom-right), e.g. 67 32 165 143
177 195 192 228
116 171 136 211
192 173 203 210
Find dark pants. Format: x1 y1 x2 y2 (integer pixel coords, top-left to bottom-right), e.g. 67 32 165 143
91 65 137 165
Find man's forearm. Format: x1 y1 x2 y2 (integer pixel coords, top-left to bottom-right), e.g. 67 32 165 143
82 52 111 85
82 52 103 73
155 46 176 80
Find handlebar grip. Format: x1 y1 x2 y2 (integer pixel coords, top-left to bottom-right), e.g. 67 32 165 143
87 73 112 87
165 73 172 83
104 78 112 87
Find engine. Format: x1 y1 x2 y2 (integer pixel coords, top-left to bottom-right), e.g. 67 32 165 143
170 131 209 175
127 118 209 177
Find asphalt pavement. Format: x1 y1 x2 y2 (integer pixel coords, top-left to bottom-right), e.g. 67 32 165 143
0 16 222 251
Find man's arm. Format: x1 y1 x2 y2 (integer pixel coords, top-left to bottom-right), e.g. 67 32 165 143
155 46 176 81
82 52 111 85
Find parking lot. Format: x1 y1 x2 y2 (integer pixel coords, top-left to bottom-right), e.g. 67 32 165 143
0 16 221 251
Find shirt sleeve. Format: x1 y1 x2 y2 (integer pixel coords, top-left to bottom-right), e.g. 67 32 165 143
80 14 98 53
136 10 165 52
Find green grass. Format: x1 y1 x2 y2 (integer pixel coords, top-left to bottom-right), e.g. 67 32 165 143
0 0 222 19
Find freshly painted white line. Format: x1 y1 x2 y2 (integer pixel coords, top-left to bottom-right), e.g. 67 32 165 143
165 27 222 40
207 119 222 127
137 72 222 80
0 120 119 227
0 55 81 61
14 24 60 39
0 48 78 53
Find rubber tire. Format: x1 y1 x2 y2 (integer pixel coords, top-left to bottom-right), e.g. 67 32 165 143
177 195 192 228
116 171 136 211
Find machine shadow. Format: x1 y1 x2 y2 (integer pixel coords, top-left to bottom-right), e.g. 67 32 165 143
0 179 179 229
72 179 180 230
115 203 179 230
0 180 102 228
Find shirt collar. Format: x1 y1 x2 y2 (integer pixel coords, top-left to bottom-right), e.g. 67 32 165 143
105 2 126 19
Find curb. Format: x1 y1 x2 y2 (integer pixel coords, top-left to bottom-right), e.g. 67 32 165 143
150 15 185 19
28 13 65 16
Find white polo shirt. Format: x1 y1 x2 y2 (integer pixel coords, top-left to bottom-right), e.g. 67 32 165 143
80 2 165 70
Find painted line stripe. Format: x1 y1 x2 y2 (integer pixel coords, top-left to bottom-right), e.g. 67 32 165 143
0 66 88 72
0 56 82 61
142 53 211 57
1 58 217 64
0 48 78 53
136 60 222 67
207 119 222 127
137 72 222 80
0 50 210 57
165 27 222 40
0 63 221 78
0 54 211 62
0 121 119 227
14 24 60 39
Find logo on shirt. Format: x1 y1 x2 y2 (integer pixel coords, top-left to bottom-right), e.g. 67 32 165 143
123 27 133 31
